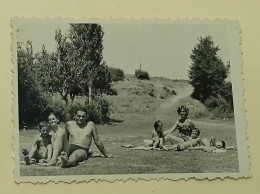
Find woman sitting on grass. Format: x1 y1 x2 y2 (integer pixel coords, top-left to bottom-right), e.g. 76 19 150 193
47 112 64 146
163 105 195 144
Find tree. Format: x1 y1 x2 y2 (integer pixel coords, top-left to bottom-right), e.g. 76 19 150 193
188 36 230 102
54 29 83 104
17 41 49 127
68 24 113 104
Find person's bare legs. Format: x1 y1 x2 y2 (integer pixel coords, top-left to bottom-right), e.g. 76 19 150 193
22 148 31 165
46 129 69 166
164 134 184 144
201 138 211 147
28 145 37 160
58 149 88 168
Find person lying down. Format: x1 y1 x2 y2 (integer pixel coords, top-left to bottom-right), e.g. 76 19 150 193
166 136 236 153
188 137 236 153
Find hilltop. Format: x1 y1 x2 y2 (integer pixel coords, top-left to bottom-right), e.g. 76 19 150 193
103 74 208 120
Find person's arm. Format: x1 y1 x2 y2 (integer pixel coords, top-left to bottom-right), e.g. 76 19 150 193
92 122 113 158
65 122 70 140
151 130 156 141
168 121 179 133
46 144 53 162
28 135 40 159
153 140 160 149
225 146 236 150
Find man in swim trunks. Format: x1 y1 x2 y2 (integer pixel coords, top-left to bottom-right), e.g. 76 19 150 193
46 107 112 167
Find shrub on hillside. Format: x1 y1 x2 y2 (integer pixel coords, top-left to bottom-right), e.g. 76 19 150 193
109 67 125 81
135 69 150 80
204 95 234 118
177 97 209 119
219 81 234 110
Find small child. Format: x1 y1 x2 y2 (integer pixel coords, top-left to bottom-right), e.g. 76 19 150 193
151 120 168 150
166 128 201 151
22 121 52 165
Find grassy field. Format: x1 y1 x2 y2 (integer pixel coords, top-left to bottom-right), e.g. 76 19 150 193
19 76 239 176
19 116 238 176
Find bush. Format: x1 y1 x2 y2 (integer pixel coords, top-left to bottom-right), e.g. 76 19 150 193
109 67 125 81
45 96 69 122
135 69 150 80
204 95 234 118
219 82 234 110
177 96 209 119
67 97 110 124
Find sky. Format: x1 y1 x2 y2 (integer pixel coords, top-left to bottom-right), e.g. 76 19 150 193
16 20 230 80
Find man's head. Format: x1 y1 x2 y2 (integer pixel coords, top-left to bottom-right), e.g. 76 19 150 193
75 110 87 126
39 121 50 137
191 128 200 139
177 105 189 118
154 120 163 132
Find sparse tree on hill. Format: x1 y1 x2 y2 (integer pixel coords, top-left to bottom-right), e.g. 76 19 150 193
188 36 230 103
109 67 125 81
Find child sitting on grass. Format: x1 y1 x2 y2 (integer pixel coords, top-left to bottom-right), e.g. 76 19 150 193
166 128 201 151
22 121 52 165
151 120 168 150
140 120 168 150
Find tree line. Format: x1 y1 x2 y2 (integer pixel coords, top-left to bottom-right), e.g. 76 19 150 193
18 24 116 127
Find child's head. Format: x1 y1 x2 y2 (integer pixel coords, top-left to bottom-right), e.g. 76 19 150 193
39 121 50 137
191 128 200 139
215 140 226 149
177 105 189 119
154 120 163 132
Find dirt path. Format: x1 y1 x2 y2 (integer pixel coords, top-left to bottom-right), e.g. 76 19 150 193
134 83 193 127
159 84 193 110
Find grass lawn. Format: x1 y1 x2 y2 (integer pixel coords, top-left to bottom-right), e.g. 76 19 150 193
18 79 239 176
19 113 239 176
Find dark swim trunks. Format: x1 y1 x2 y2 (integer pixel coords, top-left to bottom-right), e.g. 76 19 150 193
69 144 89 155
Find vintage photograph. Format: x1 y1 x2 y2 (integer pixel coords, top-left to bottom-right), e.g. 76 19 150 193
13 19 249 182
